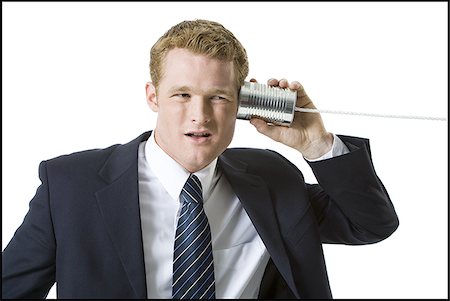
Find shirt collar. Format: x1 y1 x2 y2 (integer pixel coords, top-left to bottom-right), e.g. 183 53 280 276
144 132 218 203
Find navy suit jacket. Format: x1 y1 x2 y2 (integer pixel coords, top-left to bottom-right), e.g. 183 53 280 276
2 131 399 299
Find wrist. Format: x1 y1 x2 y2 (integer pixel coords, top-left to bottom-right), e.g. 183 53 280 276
300 132 334 160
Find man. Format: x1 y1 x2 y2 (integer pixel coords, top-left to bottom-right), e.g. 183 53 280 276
2 19 399 299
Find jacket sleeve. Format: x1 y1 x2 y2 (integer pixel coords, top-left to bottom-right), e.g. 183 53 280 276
2 161 56 299
306 135 399 244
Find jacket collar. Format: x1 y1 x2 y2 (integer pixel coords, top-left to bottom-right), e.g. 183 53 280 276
98 131 151 184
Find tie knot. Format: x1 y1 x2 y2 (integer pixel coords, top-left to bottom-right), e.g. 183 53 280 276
181 174 203 204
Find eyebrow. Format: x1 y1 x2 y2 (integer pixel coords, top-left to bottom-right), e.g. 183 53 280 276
168 85 235 97
168 86 191 94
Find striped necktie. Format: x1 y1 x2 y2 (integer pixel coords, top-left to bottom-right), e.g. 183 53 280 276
172 174 216 299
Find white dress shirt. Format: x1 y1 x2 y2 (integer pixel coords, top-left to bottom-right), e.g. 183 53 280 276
137 132 349 298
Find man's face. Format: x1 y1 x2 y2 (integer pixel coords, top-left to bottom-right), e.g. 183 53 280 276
146 48 239 173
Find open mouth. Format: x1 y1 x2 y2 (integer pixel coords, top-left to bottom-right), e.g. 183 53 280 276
185 132 211 138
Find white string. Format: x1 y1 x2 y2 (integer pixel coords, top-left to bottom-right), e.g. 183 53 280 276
295 107 447 121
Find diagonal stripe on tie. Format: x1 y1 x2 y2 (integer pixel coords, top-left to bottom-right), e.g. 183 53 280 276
172 174 216 299
174 207 207 246
174 219 209 263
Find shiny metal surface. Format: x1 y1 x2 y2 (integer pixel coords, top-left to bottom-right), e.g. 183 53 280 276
237 81 297 126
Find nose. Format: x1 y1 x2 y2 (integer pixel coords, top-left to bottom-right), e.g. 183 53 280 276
190 97 211 125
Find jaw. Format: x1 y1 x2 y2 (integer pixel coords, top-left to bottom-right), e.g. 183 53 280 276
179 147 218 173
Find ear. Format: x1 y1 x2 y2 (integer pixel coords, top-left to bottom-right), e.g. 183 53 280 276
145 81 159 112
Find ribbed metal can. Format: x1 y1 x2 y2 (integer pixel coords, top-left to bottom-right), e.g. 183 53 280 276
237 81 297 126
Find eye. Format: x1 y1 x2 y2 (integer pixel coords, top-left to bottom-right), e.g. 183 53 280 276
211 95 229 103
175 93 190 98
171 93 191 101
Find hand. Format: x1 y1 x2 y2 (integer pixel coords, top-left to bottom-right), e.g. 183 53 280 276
249 78 334 159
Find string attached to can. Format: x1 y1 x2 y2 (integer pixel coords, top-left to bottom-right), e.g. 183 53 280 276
295 107 447 122
237 81 447 126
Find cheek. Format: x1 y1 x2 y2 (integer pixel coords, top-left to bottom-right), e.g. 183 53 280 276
155 110 182 144
158 104 184 126
218 112 237 140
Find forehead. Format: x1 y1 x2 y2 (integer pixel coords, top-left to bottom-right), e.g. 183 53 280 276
161 48 236 88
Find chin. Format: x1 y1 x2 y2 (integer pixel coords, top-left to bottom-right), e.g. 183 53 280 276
185 154 216 170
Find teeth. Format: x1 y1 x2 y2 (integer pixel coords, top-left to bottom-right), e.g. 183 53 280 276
188 133 210 137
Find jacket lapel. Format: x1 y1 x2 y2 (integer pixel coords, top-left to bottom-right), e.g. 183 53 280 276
95 132 151 298
218 153 300 298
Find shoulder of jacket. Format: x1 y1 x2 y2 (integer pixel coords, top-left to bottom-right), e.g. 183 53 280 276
42 131 151 168
224 147 283 159
41 143 121 175
223 147 300 174
46 143 119 163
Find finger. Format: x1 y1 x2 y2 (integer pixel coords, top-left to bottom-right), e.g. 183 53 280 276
249 78 258 83
290 81 302 91
267 78 278 86
278 78 289 89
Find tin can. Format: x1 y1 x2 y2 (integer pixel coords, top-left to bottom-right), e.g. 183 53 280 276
237 81 297 126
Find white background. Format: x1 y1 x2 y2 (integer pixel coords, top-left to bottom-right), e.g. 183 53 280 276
2 2 448 299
